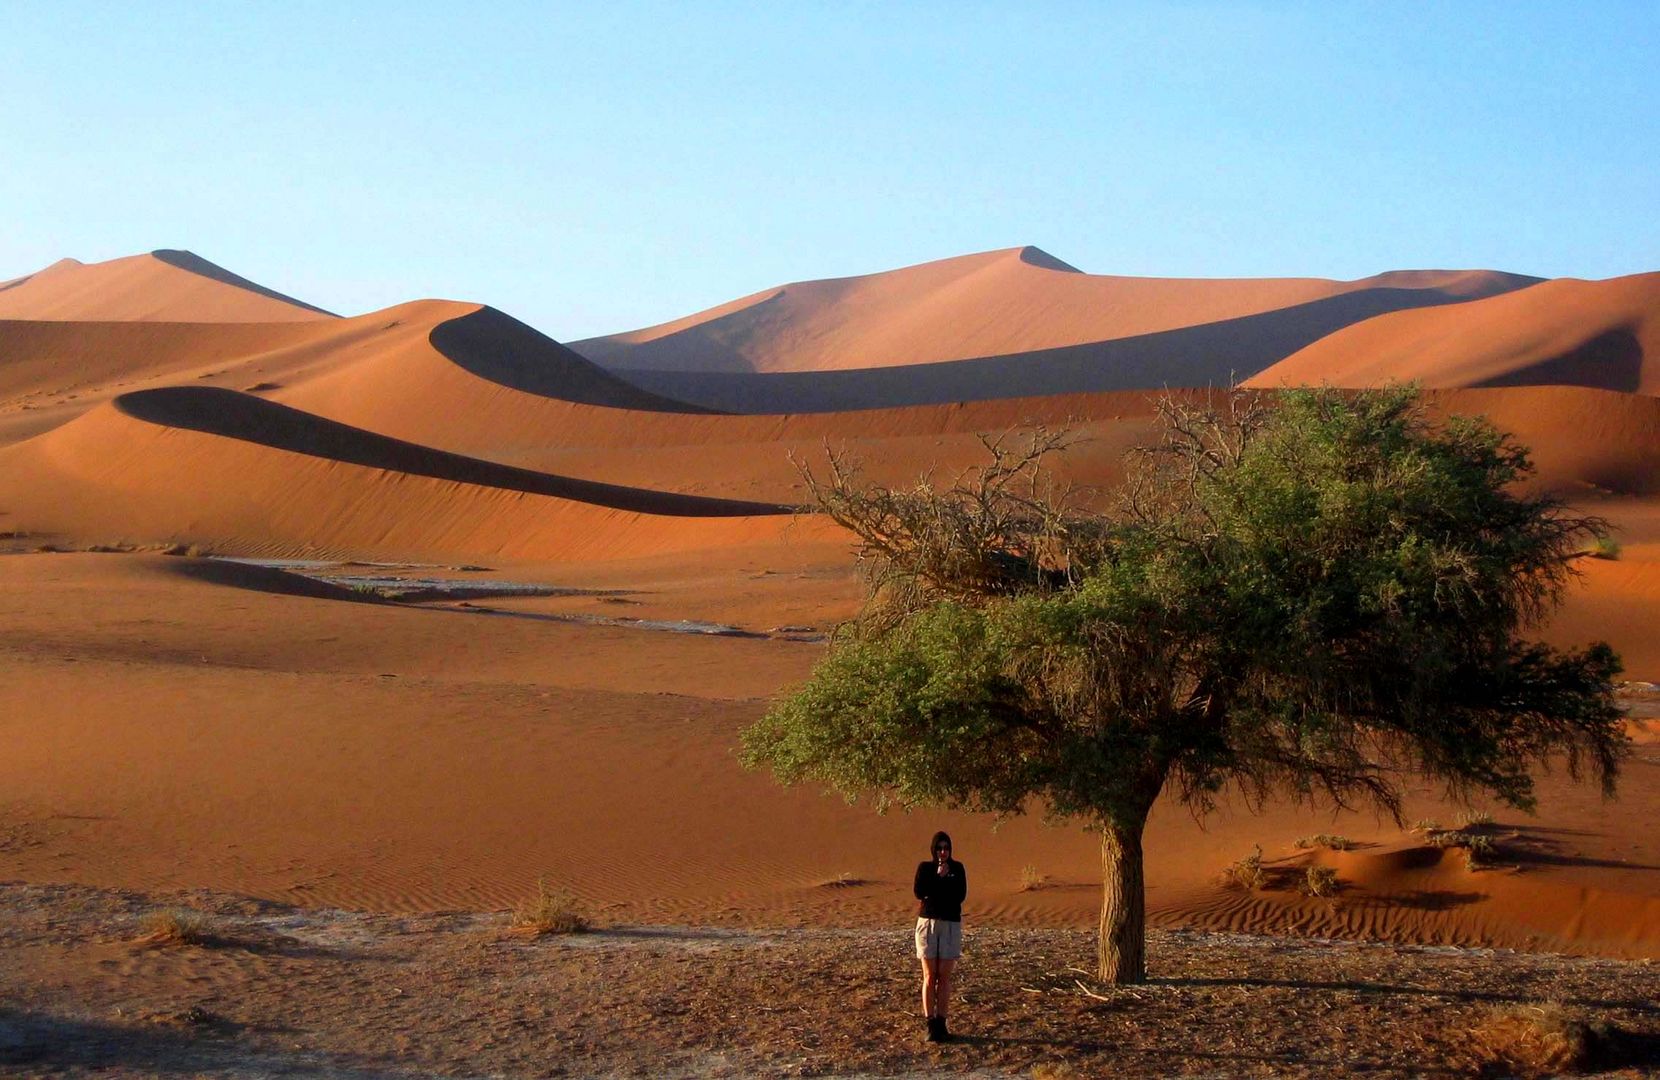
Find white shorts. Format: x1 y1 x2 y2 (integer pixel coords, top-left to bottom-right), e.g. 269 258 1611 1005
914 917 963 961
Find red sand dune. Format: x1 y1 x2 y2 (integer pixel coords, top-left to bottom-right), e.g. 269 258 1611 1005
0 250 334 322
1246 272 1660 395
1 246 1658 963
0 390 807 563
572 246 1538 375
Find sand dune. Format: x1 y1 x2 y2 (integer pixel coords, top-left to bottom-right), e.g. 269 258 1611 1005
0 250 334 322
0 392 802 563
2 244 1658 966
1247 272 1660 394
0 299 705 448
573 246 1539 375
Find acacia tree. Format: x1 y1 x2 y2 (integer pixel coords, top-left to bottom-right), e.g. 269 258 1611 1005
740 387 1627 983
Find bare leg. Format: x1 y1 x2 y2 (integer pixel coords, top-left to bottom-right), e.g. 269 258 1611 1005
920 958 939 1018
936 958 956 1021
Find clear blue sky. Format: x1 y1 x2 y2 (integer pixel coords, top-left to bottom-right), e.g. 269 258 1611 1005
3 2 1655 339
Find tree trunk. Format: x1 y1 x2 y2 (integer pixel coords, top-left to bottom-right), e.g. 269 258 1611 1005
1097 814 1148 984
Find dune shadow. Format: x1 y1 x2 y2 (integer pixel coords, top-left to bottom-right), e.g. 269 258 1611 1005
1477 328 1644 394
113 387 791 517
150 249 337 318
1383 889 1486 912
609 284 1545 413
428 306 719 412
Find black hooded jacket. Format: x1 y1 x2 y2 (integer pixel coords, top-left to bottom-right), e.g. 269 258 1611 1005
913 859 967 921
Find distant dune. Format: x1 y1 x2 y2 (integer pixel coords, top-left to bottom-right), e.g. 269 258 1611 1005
573 246 1539 375
0 250 334 322
1247 272 1660 394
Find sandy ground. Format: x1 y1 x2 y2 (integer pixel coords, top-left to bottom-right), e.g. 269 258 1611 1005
5 882 1660 1079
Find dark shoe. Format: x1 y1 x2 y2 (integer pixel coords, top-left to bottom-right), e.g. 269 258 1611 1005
937 1016 952 1042
925 1016 943 1042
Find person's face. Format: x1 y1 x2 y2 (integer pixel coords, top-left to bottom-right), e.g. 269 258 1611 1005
934 842 951 861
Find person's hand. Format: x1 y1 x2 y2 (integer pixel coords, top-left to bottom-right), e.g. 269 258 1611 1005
936 856 949 876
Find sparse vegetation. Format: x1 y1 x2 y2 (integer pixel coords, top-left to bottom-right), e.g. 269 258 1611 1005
1019 864 1048 891
136 907 213 946
1301 865 1341 897
1463 1003 1602 1077
509 879 589 936
1410 818 1441 832
1294 833 1355 851
1220 845 1266 891
1029 1063 1084 1080
1456 808 1496 829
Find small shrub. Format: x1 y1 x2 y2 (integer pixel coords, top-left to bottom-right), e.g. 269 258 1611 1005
1301 865 1341 897
1030 1064 1084 1080
1018 864 1048 892
1294 833 1355 851
1456 808 1494 829
137 908 213 946
183 543 212 559
1220 845 1265 890
1465 1003 1595 1077
1410 818 1440 832
510 879 589 936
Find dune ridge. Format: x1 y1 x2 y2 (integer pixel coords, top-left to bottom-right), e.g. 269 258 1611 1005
573 246 1540 374
0 250 334 322
1247 272 1660 394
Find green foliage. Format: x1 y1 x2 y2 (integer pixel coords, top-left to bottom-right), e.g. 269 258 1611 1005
742 387 1627 980
744 387 1625 826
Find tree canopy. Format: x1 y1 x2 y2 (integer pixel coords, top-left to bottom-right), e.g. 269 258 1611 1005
741 387 1626 982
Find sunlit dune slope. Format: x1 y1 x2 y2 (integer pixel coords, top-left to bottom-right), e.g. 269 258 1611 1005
0 300 706 447
1246 273 1660 394
572 245 1538 375
0 388 801 562
0 250 334 322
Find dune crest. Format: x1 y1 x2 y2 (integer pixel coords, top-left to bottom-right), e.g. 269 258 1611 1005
1246 272 1660 394
0 249 335 322
572 246 1540 374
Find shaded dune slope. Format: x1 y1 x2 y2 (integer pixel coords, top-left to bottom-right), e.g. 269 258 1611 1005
0 391 805 562
0 300 708 449
0 250 334 322
1247 273 1660 394
607 285 1544 413
114 387 787 515
574 245 1539 375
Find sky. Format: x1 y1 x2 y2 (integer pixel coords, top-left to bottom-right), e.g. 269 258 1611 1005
3 2 1656 340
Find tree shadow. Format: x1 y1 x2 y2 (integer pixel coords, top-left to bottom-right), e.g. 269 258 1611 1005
0 1007 419 1077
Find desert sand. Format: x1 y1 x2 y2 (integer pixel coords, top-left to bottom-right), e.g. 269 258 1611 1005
2 245 1658 1002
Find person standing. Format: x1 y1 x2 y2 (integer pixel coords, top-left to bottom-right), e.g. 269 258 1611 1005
913 830 966 1042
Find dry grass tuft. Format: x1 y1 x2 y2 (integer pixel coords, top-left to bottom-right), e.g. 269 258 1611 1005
510 880 589 936
1018 864 1049 892
1030 1063 1085 1080
1456 808 1495 829
1219 845 1266 890
136 908 214 946
1294 833 1355 851
1301 865 1341 897
1464 1003 1599 1077
1411 818 1441 832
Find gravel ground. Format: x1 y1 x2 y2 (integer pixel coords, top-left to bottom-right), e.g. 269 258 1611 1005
3 882 1659 1078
